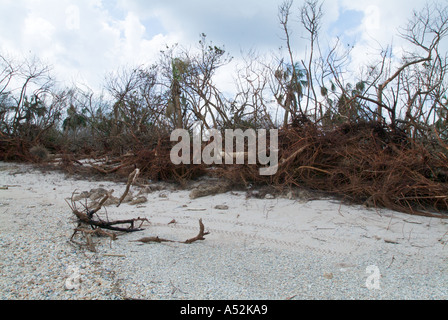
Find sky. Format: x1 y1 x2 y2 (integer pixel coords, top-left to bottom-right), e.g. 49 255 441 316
0 0 443 94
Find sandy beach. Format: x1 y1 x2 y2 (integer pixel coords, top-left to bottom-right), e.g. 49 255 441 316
0 161 447 300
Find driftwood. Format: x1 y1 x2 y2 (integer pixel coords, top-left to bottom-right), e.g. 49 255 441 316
67 169 149 252
132 219 210 245
132 236 173 244
184 219 209 244
67 190 149 252
68 189 148 232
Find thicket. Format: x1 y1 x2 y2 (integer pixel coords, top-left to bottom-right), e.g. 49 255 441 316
1 1 447 217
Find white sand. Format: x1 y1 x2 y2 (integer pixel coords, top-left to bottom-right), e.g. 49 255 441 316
0 161 447 300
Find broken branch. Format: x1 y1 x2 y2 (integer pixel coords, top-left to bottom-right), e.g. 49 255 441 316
117 168 140 207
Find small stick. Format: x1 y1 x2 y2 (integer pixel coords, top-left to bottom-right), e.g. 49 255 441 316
387 256 395 269
131 236 175 244
103 254 126 258
297 166 331 175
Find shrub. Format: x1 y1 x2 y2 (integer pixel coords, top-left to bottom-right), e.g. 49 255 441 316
29 145 50 162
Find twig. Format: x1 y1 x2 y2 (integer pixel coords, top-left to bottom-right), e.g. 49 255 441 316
384 239 399 245
74 227 117 240
297 166 331 175
387 256 395 269
170 280 187 295
70 227 117 252
337 201 345 217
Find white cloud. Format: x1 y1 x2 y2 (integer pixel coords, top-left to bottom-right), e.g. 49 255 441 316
0 0 180 91
24 15 55 41
0 0 444 93
65 5 81 30
116 0 282 53
318 0 438 81
117 12 178 67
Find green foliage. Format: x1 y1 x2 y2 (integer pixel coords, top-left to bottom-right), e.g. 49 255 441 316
23 95 47 122
63 105 87 132
435 106 448 139
172 58 190 81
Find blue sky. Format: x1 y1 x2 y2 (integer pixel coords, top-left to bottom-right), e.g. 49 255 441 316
0 0 435 92
329 9 364 44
